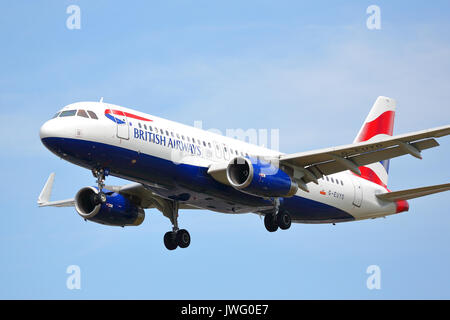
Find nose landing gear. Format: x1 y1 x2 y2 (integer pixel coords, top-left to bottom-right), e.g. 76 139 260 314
92 168 109 204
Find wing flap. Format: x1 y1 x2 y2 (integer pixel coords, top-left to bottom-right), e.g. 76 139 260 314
376 183 450 202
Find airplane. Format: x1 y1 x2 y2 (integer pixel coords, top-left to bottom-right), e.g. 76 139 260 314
38 96 450 250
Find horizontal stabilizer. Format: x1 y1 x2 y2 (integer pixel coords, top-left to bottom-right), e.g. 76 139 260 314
376 183 450 202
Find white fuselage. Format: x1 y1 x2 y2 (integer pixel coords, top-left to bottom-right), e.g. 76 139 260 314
39 101 401 223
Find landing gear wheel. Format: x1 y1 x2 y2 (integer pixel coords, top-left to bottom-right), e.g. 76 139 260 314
264 214 278 232
163 232 178 250
176 229 191 248
277 211 291 230
161 200 192 250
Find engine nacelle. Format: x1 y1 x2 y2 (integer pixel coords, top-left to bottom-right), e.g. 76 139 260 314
75 187 145 226
226 157 298 198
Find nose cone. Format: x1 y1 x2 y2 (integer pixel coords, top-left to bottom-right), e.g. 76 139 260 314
39 120 54 140
39 119 67 153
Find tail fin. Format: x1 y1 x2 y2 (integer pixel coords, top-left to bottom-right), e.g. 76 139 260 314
354 96 396 187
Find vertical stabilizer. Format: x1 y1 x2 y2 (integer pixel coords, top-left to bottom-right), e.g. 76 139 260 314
354 96 396 187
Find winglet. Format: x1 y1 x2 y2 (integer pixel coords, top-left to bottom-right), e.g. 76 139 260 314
38 173 55 206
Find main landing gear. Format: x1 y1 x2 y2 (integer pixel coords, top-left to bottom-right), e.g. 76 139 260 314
160 200 191 250
264 198 291 232
92 168 109 204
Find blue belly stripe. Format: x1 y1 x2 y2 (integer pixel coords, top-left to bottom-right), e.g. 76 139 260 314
41 137 354 223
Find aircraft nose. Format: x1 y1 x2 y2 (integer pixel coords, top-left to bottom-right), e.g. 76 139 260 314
40 119 66 141
39 119 68 154
39 120 54 140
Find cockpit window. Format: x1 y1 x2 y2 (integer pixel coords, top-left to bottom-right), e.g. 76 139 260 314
77 109 89 118
59 110 77 117
87 111 98 119
52 112 60 119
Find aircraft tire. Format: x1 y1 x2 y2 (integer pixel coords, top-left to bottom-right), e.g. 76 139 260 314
264 214 278 232
277 211 291 230
164 231 178 250
176 229 191 248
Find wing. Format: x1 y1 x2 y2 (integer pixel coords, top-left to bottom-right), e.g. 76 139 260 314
38 173 197 210
105 183 199 210
37 173 75 207
279 125 450 186
376 183 450 202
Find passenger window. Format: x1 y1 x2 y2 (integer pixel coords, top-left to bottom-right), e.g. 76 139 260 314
138 123 142 129
59 110 77 117
166 130 169 136
171 132 174 137
149 126 153 131
176 133 180 139
187 137 190 142
144 124 147 130
325 176 329 181
208 142 211 148
341 180 344 186
203 141 206 147
331 178 334 183
87 111 98 119
182 135 185 140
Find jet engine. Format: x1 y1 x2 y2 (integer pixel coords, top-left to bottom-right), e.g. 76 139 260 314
74 187 144 226
226 156 298 198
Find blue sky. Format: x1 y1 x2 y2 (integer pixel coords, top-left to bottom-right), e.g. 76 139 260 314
1 0 450 299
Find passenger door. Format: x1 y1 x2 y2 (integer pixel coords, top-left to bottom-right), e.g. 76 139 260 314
352 177 363 207
115 111 129 140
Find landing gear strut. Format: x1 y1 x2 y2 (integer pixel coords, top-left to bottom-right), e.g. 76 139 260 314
264 198 291 232
161 200 191 250
92 168 109 203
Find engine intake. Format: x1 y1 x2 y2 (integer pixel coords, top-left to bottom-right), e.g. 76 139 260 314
75 187 144 226
226 157 298 198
